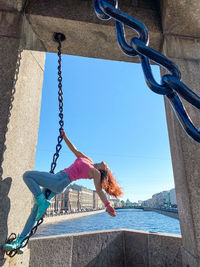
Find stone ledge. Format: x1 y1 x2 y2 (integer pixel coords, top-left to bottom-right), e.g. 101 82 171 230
29 229 182 267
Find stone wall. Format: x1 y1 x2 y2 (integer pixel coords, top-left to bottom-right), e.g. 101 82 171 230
143 207 179 219
29 229 182 267
153 209 179 220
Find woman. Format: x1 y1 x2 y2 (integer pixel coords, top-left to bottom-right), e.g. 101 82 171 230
3 130 123 254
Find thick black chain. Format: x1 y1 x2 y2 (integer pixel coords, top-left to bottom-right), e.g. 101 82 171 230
5 218 44 257
5 33 65 257
50 33 65 174
94 0 200 142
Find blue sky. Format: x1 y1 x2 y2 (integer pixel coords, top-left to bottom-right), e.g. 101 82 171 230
35 52 175 202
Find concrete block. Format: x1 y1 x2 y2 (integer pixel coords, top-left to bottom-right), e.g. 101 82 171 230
72 230 125 267
181 246 199 267
0 11 22 38
160 0 200 38
148 232 182 267
23 0 162 62
29 235 73 267
29 230 182 267
161 36 200 265
163 36 200 60
0 37 45 266
0 0 26 12
124 229 149 267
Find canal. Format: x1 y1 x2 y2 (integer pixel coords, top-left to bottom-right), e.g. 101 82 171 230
34 209 181 237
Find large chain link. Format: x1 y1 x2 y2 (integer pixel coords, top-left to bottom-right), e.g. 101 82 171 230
5 33 65 257
94 0 200 142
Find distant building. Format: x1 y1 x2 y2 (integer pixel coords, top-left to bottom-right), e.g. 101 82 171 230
93 191 104 209
46 183 105 215
48 197 56 214
151 193 160 207
67 184 93 210
79 187 93 210
56 192 66 211
170 188 177 206
142 198 152 207
138 200 143 205
151 191 169 207
140 189 177 208
110 199 122 208
67 189 79 211
126 199 132 206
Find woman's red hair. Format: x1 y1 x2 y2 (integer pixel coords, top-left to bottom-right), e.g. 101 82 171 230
101 169 123 198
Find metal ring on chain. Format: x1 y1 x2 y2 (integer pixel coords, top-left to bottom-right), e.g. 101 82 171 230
94 0 200 143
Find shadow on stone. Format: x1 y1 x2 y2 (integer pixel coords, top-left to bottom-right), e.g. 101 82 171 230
85 237 125 267
0 177 12 266
0 48 22 265
73 231 125 267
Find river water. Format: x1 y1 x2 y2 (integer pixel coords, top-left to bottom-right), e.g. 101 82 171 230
35 209 181 237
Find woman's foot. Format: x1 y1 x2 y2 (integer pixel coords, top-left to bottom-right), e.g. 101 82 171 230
35 193 51 221
3 235 25 254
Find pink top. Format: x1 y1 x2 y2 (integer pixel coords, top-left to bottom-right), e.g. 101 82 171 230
62 157 95 182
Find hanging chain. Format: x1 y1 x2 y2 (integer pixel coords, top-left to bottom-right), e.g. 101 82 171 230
5 217 44 257
5 33 66 257
94 0 200 143
50 33 65 174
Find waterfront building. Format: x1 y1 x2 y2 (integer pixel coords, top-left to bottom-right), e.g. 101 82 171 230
110 199 123 208
46 183 105 215
138 200 143 205
79 187 93 210
142 198 152 207
158 191 169 207
55 192 66 212
69 184 94 209
120 200 125 207
126 199 132 206
141 188 177 208
151 193 160 207
151 191 169 207
170 188 177 206
47 198 56 215
67 189 79 211
93 191 104 209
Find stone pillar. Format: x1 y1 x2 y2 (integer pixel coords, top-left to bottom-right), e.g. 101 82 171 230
0 11 45 267
161 36 200 267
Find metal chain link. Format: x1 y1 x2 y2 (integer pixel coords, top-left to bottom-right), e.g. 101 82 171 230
5 33 65 257
94 0 200 142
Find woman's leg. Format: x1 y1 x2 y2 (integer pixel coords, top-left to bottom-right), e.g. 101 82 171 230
20 172 70 238
19 203 38 239
19 189 55 239
23 171 70 199
3 172 70 251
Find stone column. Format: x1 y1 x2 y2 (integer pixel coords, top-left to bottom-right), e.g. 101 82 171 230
161 35 200 267
0 11 45 267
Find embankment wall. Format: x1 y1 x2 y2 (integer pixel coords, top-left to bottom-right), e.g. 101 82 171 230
43 209 105 225
143 207 179 220
29 229 182 267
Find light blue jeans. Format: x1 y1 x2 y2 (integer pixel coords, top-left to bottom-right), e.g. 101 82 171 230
20 170 70 239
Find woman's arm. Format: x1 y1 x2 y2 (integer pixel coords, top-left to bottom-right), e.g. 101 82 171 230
92 169 116 217
61 130 91 160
